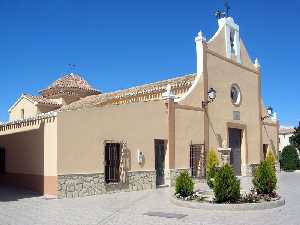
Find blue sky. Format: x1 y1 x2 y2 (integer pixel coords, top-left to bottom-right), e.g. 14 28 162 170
0 0 299 126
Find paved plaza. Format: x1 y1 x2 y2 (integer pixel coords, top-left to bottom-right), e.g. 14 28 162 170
0 172 298 225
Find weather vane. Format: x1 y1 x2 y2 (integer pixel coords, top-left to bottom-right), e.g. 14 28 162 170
68 64 76 74
214 1 231 19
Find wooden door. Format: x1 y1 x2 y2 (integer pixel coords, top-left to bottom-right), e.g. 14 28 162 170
155 140 166 186
229 128 242 175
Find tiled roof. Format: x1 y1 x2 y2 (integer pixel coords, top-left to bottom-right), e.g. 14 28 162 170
279 126 295 135
60 73 196 111
48 74 94 90
24 94 62 107
39 73 101 97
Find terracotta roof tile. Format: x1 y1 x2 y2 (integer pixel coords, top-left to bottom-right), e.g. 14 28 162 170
59 73 196 111
24 94 62 107
39 73 100 97
279 126 295 135
48 74 94 90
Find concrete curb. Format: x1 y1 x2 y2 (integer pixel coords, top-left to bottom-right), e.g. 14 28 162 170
170 196 285 211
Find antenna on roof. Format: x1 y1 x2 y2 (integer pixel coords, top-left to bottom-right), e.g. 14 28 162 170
68 64 76 74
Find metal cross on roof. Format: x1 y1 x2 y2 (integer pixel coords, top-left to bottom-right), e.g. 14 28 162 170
214 1 231 19
224 1 231 17
68 64 76 73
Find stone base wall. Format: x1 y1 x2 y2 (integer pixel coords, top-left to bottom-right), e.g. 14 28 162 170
165 168 191 187
128 171 156 191
57 173 105 198
57 170 156 198
241 164 259 176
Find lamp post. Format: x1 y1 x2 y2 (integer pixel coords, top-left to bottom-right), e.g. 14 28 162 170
202 88 217 109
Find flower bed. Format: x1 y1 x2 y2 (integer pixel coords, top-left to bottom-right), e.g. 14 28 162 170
171 193 285 211
172 159 285 210
174 188 281 204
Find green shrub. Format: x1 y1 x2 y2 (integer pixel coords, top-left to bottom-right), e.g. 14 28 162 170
206 148 219 188
266 147 276 170
175 171 194 197
280 145 299 171
253 160 277 194
213 164 240 203
290 122 300 150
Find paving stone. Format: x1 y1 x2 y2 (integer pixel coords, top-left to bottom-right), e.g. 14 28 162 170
0 172 298 225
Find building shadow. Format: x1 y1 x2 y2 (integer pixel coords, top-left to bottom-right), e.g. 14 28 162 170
0 184 41 202
0 123 45 201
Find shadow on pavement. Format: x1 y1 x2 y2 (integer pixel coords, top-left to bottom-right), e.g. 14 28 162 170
0 185 40 202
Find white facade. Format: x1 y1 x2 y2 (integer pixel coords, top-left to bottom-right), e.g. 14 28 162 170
279 126 295 152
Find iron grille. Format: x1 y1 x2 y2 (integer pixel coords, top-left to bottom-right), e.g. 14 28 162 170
105 143 121 183
190 144 205 178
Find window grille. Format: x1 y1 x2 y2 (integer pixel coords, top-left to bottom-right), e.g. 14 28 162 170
105 142 121 183
190 144 205 178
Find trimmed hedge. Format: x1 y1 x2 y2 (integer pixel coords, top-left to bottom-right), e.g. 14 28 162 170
175 171 194 197
213 164 240 203
253 160 277 194
280 145 299 171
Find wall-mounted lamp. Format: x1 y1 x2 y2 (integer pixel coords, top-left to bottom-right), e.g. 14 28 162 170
261 106 273 121
202 88 217 108
137 149 144 165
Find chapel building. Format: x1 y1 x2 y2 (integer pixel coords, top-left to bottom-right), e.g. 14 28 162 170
0 16 279 197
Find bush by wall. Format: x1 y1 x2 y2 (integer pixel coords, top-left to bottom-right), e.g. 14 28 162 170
266 147 276 171
175 170 194 197
213 164 240 203
280 145 299 171
206 148 219 189
290 122 300 150
253 160 277 195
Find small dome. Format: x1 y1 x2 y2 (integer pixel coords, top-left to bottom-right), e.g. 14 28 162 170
48 73 93 90
39 73 101 98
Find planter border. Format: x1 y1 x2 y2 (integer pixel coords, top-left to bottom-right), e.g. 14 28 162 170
171 195 285 211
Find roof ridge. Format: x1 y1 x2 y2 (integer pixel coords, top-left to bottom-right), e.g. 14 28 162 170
59 72 197 112
101 72 196 96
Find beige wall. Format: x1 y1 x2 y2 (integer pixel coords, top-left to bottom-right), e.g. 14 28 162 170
9 97 38 121
206 53 261 164
175 108 204 168
57 101 168 174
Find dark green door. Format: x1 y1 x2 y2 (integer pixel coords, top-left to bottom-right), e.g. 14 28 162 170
155 139 166 186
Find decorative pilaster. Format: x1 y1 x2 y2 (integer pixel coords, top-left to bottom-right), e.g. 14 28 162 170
195 31 209 157
195 31 207 76
163 85 176 185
